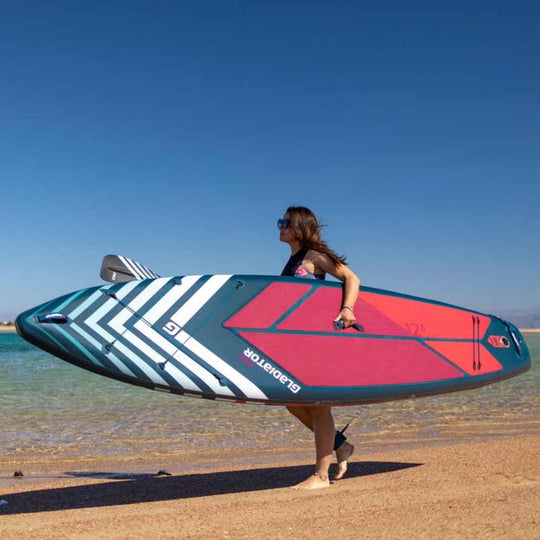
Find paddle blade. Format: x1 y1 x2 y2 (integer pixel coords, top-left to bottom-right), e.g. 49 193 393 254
100 255 160 282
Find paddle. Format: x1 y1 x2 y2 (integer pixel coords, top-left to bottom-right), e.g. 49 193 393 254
100 255 160 283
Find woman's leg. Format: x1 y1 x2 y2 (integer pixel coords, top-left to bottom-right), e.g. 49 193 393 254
292 406 335 489
287 406 354 482
286 406 313 430
335 440 354 480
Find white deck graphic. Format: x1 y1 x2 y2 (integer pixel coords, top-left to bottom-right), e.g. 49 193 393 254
59 276 267 400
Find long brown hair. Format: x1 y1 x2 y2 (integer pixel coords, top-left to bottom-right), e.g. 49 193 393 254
286 206 347 267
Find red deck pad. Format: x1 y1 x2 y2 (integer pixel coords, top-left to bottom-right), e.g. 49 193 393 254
361 292 491 339
277 287 411 336
425 341 502 375
224 283 312 329
240 332 464 386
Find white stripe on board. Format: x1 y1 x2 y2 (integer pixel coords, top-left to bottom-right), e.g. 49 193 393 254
143 276 201 324
65 274 256 399
170 275 232 328
55 325 105 367
184 337 268 400
85 276 203 392
174 330 191 345
81 299 138 378
120 330 201 392
172 349 235 396
124 277 170 311
161 362 209 393
114 280 141 300
68 287 112 320
133 319 235 396
133 318 176 355
113 341 169 385
85 297 120 335
108 278 169 333
70 322 135 377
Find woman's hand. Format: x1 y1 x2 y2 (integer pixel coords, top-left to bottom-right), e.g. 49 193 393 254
334 306 356 329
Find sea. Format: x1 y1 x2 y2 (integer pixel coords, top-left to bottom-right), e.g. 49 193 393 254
1 332 538 465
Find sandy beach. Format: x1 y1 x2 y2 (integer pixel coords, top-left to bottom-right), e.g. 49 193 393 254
0 325 16 333
1 435 538 539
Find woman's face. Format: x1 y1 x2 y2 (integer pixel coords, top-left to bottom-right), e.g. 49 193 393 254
278 213 295 244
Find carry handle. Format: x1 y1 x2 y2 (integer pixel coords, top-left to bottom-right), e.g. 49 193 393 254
334 320 365 332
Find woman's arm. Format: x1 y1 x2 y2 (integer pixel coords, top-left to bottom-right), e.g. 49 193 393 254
312 253 361 328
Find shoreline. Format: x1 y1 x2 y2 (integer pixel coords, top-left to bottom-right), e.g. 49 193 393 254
0 325 16 333
1 435 537 538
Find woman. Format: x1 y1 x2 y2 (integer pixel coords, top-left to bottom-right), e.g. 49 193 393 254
279 206 360 489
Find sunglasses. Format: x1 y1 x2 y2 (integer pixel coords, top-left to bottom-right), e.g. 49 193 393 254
277 219 290 229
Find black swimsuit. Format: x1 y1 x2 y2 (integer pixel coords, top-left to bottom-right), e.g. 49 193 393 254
281 248 325 280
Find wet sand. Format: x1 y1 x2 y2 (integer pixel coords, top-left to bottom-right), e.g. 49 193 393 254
1 435 538 539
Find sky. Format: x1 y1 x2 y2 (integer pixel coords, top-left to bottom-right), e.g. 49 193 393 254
1 1 539 321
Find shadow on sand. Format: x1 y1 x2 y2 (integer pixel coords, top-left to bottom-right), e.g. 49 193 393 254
0 461 422 514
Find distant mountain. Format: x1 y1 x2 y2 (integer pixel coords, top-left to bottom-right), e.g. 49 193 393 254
497 308 540 329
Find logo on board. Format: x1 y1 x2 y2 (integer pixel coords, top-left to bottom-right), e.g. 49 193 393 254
487 335 510 348
243 348 301 394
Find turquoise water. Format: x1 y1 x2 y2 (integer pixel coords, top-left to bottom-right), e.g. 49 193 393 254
1 332 538 463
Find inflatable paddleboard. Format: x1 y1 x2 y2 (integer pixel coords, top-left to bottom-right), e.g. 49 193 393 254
16 275 530 405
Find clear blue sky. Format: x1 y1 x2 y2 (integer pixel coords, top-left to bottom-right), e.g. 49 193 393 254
1 1 539 321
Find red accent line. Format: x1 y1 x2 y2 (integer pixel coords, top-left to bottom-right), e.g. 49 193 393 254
237 354 255 368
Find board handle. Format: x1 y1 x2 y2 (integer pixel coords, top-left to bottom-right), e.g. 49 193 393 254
334 321 365 332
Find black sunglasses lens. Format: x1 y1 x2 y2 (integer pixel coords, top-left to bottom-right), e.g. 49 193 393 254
278 219 290 229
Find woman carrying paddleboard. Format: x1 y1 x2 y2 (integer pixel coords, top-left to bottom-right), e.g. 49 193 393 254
279 206 360 489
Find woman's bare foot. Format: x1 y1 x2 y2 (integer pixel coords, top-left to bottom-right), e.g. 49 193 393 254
334 441 354 480
291 473 331 490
